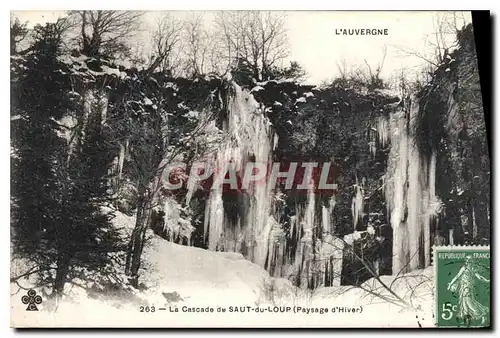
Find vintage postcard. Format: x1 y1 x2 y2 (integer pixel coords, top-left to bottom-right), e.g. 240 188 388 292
10 10 491 328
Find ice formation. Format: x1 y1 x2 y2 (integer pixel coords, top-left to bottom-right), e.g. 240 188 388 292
382 99 441 274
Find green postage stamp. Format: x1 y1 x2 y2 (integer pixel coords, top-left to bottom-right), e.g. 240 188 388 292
435 246 491 328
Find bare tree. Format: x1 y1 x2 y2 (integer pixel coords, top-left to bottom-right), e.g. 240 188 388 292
363 45 387 86
70 10 144 57
145 13 184 76
390 63 434 98
182 13 213 78
390 12 468 67
214 11 290 81
330 47 387 91
427 12 463 64
213 11 246 76
335 58 350 81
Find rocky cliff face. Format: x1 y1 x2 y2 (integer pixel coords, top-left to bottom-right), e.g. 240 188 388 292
413 23 490 247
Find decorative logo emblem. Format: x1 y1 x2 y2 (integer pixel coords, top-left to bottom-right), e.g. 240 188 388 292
21 289 42 311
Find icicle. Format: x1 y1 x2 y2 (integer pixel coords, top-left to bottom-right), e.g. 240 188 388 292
383 98 442 274
352 177 364 230
428 151 442 217
303 183 315 240
99 92 109 124
290 215 297 239
387 105 410 275
424 150 438 266
369 141 377 157
318 192 343 287
205 186 224 251
117 142 125 180
321 205 330 233
472 207 477 240
376 115 390 147
162 198 179 233
288 174 317 289
265 216 283 275
406 99 422 270
329 194 337 233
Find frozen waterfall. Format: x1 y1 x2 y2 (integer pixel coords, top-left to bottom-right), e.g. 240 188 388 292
203 81 274 267
380 99 441 275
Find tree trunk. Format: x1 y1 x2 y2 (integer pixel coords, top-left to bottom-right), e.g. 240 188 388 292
466 198 474 241
52 253 71 299
474 196 489 244
252 64 260 82
125 192 152 288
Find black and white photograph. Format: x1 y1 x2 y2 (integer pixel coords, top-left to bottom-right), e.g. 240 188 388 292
9 9 491 328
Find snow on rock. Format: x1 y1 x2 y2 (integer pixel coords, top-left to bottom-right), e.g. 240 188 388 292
54 115 78 143
164 82 179 91
255 80 278 87
177 102 190 110
100 65 127 79
106 207 137 238
373 87 401 99
250 85 265 93
343 230 363 245
183 111 200 120
57 54 89 66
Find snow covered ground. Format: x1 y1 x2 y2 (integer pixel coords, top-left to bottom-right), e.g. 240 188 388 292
11 212 435 328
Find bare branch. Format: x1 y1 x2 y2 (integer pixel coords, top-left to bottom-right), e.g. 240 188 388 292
70 10 144 57
212 11 289 81
145 13 184 76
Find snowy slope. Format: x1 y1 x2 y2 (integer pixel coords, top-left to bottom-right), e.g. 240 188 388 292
140 237 272 307
11 211 435 328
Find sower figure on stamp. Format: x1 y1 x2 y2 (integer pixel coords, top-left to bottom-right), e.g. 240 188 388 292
447 256 490 326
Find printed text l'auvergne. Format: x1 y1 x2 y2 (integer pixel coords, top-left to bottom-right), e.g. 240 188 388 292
335 28 389 36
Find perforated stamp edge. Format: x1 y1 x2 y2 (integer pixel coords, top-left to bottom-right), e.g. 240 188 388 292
432 245 491 328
